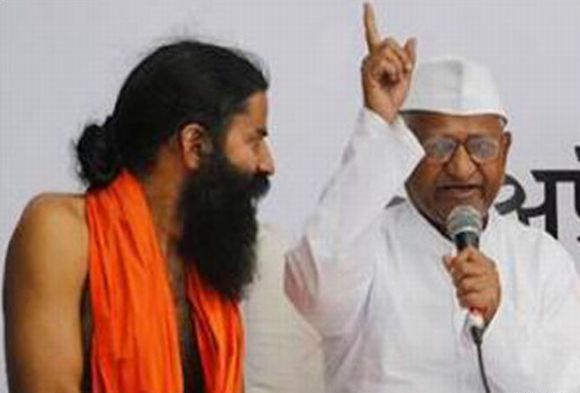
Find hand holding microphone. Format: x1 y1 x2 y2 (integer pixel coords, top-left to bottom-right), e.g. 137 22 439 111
444 205 501 339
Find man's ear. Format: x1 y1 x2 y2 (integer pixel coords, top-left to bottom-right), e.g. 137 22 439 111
503 131 512 151
501 131 512 158
498 130 512 173
178 123 212 170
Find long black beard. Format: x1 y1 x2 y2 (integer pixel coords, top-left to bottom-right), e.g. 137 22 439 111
176 151 270 301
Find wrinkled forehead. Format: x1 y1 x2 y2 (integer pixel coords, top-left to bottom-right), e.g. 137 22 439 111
401 110 506 138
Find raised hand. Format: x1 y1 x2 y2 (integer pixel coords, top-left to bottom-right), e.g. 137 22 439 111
361 3 417 124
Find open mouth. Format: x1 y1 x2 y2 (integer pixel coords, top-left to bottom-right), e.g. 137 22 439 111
437 184 483 199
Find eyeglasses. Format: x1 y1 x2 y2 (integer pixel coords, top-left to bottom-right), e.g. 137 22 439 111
421 135 502 164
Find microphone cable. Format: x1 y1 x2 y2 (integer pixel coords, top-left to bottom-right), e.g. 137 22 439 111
470 326 491 393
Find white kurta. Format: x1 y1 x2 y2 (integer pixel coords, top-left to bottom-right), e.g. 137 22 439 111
244 225 324 393
284 109 580 393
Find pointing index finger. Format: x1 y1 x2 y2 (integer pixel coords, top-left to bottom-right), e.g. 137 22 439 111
364 3 381 52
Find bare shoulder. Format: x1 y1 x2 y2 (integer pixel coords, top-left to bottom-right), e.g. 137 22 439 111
4 194 90 390
21 192 86 226
4 192 89 294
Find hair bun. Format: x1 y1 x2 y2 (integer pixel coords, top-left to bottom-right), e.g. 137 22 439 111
75 116 122 189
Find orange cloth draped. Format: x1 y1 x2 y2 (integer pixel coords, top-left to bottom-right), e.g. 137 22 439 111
86 170 244 393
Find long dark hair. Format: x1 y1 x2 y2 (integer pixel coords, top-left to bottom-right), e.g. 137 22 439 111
75 40 269 189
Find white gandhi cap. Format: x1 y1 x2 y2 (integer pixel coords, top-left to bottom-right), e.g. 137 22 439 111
401 55 508 123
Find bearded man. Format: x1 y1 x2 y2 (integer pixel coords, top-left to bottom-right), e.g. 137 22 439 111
4 40 274 393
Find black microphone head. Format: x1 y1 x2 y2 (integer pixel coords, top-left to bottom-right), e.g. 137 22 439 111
446 205 483 250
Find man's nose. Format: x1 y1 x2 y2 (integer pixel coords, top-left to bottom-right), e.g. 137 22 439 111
445 144 477 181
258 142 275 176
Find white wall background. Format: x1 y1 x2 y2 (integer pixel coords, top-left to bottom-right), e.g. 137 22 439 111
1 1 579 391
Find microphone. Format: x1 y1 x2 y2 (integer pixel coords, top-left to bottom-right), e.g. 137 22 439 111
446 205 485 341
446 205 482 251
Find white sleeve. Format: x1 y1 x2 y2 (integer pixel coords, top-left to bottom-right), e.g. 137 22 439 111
284 108 424 336
483 239 580 392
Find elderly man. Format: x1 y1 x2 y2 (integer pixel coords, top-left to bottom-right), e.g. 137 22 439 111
284 4 580 392
4 41 274 393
